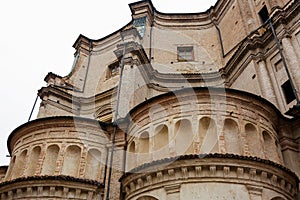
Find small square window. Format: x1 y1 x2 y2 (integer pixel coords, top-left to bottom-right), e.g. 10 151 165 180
281 80 296 104
107 61 120 78
177 46 194 62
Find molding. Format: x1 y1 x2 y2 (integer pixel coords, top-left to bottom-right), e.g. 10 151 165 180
0 175 103 199
121 154 299 200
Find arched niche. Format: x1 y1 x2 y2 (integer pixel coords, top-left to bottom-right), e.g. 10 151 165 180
62 145 81 177
154 125 169 151
137 196 159 200
12 150 27 179
199 117 219 153
85 149 101 180
139 132 149 154
271 197 286 200
174 119 194 155
245 123 263 157
42 145 60 175
127 140 137 170
95 104 112 122
153 124 169 159
128 141 136 153
263 131 279 162
26 146 41 176
223 119 242 154
5 156 16 180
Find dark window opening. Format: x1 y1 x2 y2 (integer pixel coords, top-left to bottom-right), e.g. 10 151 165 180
259 6 269 24
177 46 194 62
281 80 296 104
108 61 120 78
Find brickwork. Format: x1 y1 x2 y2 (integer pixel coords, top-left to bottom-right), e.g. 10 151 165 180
1 0 300 199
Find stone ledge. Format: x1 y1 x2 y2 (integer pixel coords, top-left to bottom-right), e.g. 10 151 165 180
0 175 104 188
121 153 298 179
0 175 103 200
120 154 299 200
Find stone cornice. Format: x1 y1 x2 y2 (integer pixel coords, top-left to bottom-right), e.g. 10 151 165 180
7 116 108 155
0 175 104 188
126 87 284 123
38 85 117 116
0 175 103 199
120 154 299 200
280 136 300 152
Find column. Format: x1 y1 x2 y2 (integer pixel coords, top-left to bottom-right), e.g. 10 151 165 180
256 60 278 106
281 36 300 96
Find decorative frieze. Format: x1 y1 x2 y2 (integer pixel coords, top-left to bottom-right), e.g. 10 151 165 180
0 176 103 200
121 155 299 200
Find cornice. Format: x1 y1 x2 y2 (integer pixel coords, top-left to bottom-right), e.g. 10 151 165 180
72 21 133 50
123 154 297 177
7 116 107 155
222 1 299 86
120 153 299 200
0 175 104 188
126 87 284 122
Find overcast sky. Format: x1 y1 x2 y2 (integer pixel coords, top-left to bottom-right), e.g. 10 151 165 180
0 0 217 166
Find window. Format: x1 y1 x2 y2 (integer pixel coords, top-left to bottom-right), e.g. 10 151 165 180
107 61 120 78
258 6 269 24
177 46 194 62
281 80 296 104
133 17 146 38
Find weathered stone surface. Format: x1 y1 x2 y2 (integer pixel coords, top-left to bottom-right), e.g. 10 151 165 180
1 0 300 199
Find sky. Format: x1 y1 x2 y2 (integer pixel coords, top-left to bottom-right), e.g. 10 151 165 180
0 0 218 166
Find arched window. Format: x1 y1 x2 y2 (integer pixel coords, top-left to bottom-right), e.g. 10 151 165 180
62 145 81 177
175 119 194 155
223 119 242 154
42 145 60 175
85 149 101 180
245 123 263 157
199 117 218 153
26 146 41 176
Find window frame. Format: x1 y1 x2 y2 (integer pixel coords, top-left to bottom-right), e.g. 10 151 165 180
177 46 194 62
281 80 296 104
107 61 120 78
258 5 269 24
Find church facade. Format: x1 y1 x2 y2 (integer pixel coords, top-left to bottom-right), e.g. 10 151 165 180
1 0 300 199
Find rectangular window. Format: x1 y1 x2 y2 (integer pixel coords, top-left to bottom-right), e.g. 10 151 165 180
258 5 269 24
107 61 120 78
177 46 194 62
281 80 296 104
133 17 146 38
